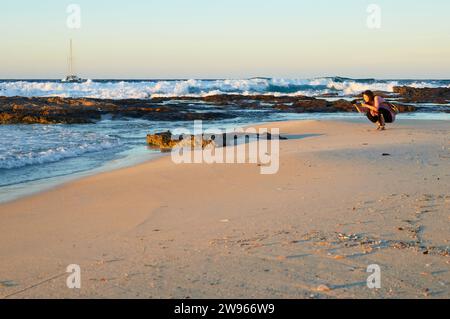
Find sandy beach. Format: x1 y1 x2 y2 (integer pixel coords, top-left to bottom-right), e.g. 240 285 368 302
0 119 449 299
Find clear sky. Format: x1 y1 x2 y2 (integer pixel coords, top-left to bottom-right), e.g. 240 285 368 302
1 0 449 79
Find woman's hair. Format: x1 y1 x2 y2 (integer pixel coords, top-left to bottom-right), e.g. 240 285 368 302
363 90 375 102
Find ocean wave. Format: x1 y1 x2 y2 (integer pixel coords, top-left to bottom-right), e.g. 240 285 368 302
0 78 449 99
0 126 122 169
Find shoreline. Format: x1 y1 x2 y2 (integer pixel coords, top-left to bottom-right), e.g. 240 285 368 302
0 150 164 205
1 116 449 205
0 118 449 298
0 116 363 204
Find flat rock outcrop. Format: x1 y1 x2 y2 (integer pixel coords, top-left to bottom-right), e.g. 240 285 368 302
147 131 214 151
393 86 450 104
0 90 426 125
147 130 287 151
0 96 235 124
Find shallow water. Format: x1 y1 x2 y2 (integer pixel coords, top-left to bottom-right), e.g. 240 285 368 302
1 77 449 202
1 111 449 204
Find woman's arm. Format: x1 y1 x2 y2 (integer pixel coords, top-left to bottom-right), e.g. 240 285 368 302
354 104 364 113
360 103 378 113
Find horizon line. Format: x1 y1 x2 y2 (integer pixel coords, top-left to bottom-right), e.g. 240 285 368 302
1 76 450 81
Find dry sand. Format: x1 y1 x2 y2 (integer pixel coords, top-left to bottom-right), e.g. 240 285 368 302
0 119 449 299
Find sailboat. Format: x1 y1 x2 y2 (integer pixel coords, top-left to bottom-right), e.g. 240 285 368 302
62 39 86 83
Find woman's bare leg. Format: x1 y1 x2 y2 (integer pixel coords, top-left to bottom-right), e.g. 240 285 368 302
378 114 386 130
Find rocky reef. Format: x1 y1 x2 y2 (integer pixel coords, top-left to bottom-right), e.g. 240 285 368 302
147 130 286 152
0 96 236 124
393 86 450 104
2 87 447 125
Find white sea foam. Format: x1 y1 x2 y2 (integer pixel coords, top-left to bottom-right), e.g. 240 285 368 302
0 143 115 169
1 78 448 99
0 126 122 169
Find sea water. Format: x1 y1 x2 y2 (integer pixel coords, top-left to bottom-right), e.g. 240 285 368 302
1 77 450 99
0 77 449 202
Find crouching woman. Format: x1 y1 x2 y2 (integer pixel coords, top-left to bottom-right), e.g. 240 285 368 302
356 90 396 130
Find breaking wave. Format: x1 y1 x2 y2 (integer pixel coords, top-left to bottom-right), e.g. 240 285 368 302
1 77 449 99
0 125 122 169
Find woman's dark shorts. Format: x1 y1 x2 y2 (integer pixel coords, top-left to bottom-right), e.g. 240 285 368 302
367 108 393 123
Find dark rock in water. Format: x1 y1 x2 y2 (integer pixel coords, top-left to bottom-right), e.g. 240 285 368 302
393 103 416 113
147 130 288 151
292 99 355 113
0 89 436 125
147 131 213 150
0 98 100 124
294 99 329 111
352 91 394 99
146 131 179 149
200 94 315 105
0 96 236 124
393 86 450 104
331 99 355 112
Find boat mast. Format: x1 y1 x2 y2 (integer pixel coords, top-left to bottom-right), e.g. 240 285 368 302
69 39 73 76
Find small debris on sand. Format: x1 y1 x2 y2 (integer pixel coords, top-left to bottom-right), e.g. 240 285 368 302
0 280 18 287
333 255 346 260
316 284 332 292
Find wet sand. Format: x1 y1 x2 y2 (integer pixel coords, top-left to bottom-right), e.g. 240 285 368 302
0 119 449 298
